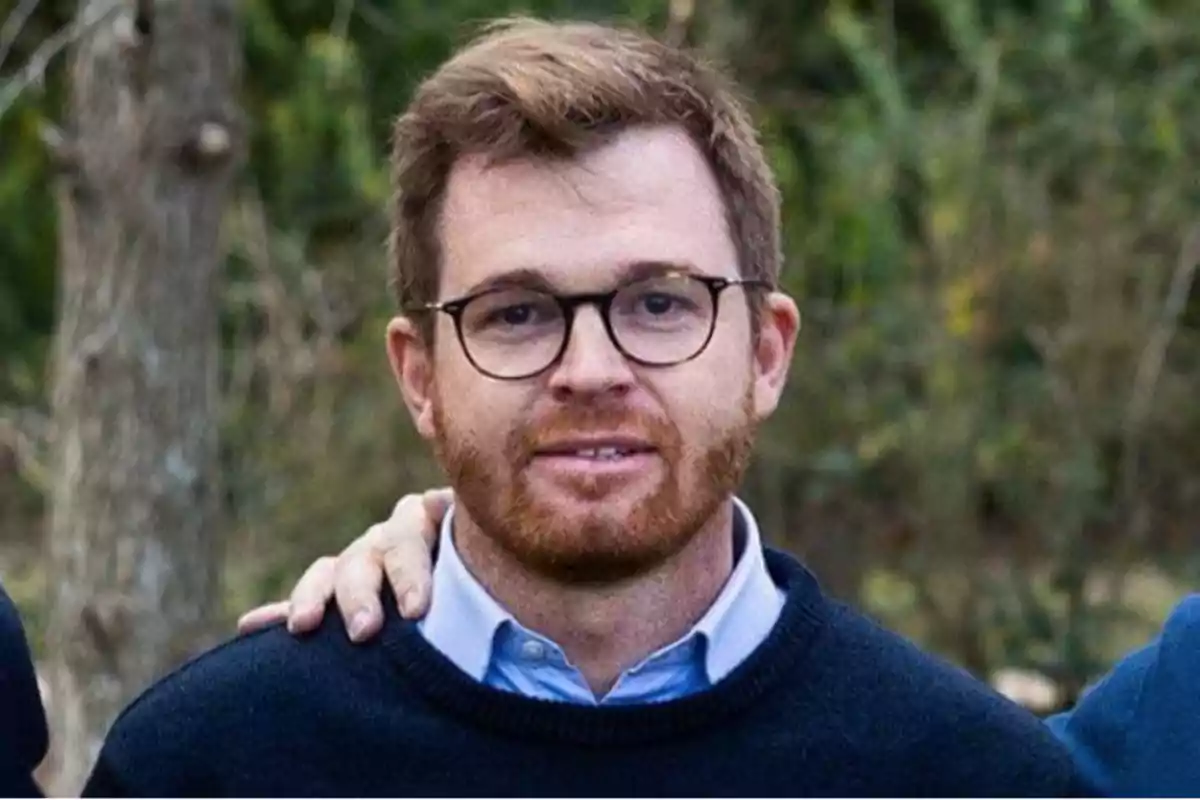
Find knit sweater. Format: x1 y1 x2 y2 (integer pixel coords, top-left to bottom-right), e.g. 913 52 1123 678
1046 594 1200 796
82 550 1092 797
0 584 47 797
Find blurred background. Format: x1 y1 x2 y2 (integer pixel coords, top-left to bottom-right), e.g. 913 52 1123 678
1 0 1199 792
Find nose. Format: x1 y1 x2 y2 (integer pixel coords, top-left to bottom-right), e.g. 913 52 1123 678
546 305 634 400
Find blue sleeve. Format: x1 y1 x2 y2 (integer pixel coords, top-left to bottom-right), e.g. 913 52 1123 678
1044 642 1153 796
0 584 47 797
1046 594 1200 797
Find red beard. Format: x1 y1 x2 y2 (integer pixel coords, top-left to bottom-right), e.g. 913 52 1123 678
432 394 755 584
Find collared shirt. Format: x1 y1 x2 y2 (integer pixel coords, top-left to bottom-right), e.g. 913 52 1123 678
418 497 786 705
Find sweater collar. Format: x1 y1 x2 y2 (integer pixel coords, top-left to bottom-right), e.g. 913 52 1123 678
383 547 830 746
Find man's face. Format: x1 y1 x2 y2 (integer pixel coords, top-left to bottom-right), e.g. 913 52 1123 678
388 125 798 584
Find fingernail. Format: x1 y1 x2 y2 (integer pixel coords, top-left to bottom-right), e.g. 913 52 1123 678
349 610 371 641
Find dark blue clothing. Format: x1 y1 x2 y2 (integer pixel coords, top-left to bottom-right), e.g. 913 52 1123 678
82 549 1088 797
0 584 46 797
1047 595 1200 796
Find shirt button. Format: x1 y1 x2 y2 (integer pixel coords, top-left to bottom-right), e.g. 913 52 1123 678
520 640 547 661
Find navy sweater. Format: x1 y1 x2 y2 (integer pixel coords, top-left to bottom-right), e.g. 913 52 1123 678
1046 594 1200 796
0 584 47 797
83 550 1090 797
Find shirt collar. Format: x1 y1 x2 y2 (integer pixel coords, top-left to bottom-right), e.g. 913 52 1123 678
691 497 783 682
416 508 511 681
417 497 783 685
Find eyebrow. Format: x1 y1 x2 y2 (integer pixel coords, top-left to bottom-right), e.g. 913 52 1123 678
456 260 703 298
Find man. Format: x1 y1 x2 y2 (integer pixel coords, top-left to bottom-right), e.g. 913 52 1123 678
84 16 1086 796
0 583 48 797
244 488 1200 797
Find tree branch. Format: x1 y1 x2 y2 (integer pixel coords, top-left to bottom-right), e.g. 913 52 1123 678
0 0 42 73
0 0 122 121
1115 222 1200 543
1123 222 1200 439
0 406 51 491
331 0 355 42
37 119 79 172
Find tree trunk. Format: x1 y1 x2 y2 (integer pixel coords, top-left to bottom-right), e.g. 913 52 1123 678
42 1 241 793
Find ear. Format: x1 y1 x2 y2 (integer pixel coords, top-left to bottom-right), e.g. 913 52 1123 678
751 292 801 421
386 316 437 440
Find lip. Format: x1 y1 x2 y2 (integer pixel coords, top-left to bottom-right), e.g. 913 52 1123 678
527 445 661 485
533 436 657 456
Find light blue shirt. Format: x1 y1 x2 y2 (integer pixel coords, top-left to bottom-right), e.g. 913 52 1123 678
418 497 786 705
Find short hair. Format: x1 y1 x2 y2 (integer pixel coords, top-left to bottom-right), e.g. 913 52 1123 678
388 16 781 341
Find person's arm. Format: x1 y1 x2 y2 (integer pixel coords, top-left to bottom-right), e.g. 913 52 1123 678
1045 595 1200 797
0 584 48 798
1043 642 1153 797
237 488 450 641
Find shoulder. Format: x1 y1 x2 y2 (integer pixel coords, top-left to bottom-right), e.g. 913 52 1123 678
0 583 48 785
1052 594 1200 796
1096 594 1200 720
0 584 22 633
1062 593 1200 735
814 600 1019 710
813 601 1084 794
95 625 298 754
766 550 1061 742
0 584 32 665
108 609 390 730
767 549 1051 721
88 609 398 794
1153 594 1200 657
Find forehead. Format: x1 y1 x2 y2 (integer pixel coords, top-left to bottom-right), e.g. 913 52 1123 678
438 125 738 296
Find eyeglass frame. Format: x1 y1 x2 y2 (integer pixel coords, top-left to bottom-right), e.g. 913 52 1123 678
407 271 773 381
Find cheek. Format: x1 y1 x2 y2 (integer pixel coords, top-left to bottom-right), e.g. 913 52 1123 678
431 358 528 451
431 337 482 408
653 368 753 448
674 336 756 424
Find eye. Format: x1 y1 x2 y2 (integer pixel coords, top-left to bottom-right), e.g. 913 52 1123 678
463 289 562 339
628 289 701 320
639 293 681 316
487 303 539 326
613 276 710 333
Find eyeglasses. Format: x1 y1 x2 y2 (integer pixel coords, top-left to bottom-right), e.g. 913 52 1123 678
413 272 771 381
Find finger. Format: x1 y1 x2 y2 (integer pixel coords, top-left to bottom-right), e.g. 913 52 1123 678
334 539 385 643
236 601 291 635
419 487 454 545
286 556 337 634
385 535 434 619
376 491 445 616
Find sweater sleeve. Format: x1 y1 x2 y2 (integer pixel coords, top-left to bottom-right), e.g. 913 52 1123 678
0 584 47 798
1043 642 1153 796
79 624 321 797
78 633 265 797
79 701 206 798
1045 594 1200 797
